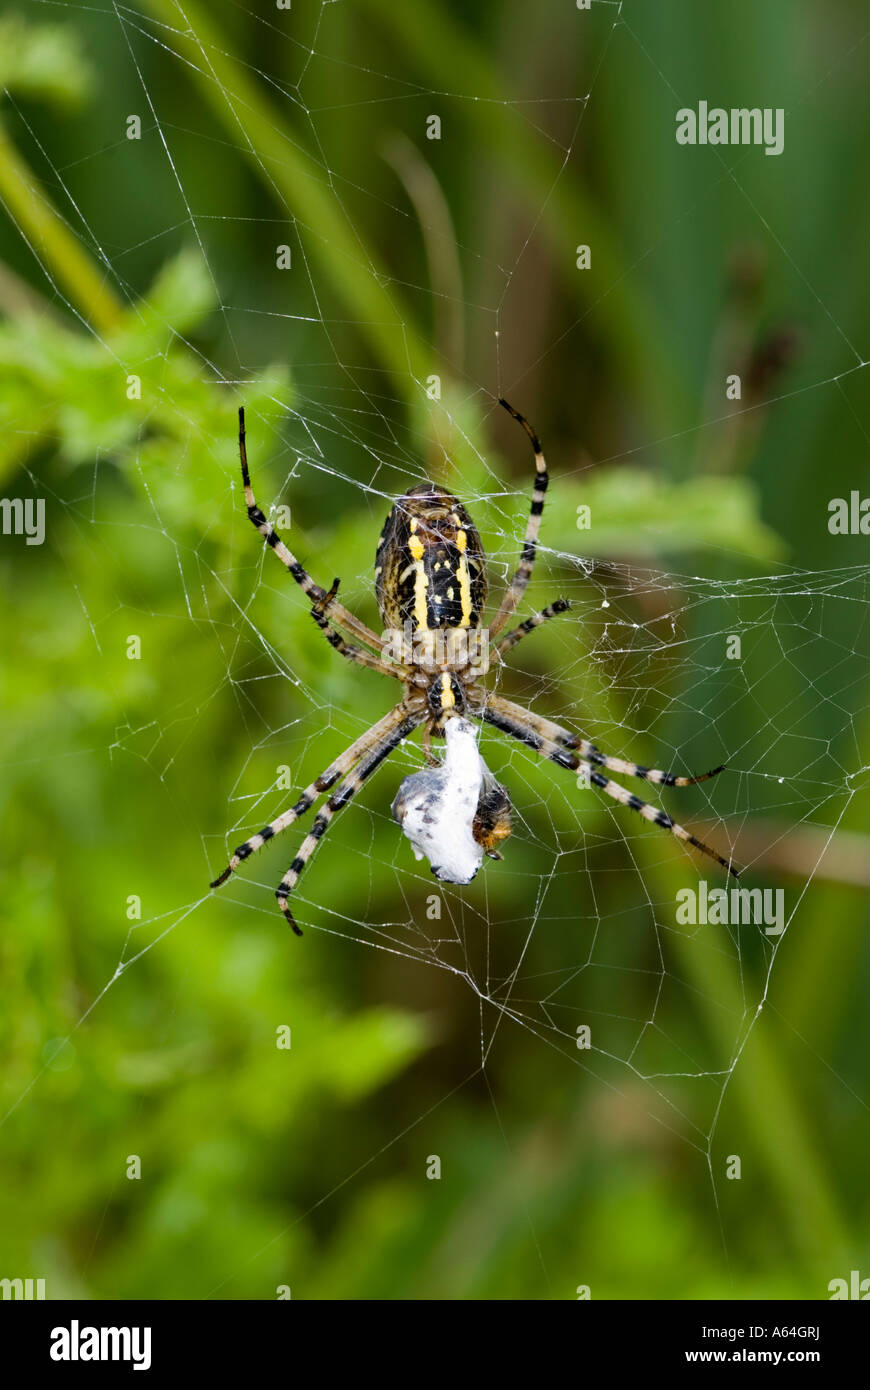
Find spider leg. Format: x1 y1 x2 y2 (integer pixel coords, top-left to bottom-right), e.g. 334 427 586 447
489 398 549 639
420 722 439 766
238 407 384 654
482 692 725 786
210 702 418 890
476 704 739 878
491 598 571 661
309 578 410 681
275 711 424 934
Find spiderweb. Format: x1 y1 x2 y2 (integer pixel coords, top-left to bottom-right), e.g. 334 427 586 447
3 0 869 1298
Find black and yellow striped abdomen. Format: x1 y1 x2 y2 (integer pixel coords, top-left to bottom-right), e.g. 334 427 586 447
375 483 488 633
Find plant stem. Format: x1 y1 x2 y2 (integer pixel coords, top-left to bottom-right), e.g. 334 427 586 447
0 118 123 334
139 0 431 400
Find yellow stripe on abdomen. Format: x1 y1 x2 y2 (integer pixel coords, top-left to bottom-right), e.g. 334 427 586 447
456 553 472 627
408 535 429 630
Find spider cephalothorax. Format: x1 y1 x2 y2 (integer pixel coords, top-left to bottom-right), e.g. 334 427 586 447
424 671 467 722
210 399 739 935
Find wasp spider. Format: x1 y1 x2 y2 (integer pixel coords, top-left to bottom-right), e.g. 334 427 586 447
210 401 738 934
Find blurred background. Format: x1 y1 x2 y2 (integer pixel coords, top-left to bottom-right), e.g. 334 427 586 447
1 0 869 1299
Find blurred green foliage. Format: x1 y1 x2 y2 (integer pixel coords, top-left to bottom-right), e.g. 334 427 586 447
1 1 869 1302
0 13 94 108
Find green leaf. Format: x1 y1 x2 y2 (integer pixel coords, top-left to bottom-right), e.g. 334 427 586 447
548 468 785 564
0 15 94 108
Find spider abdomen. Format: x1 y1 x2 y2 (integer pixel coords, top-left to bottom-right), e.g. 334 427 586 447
375 483 487 634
